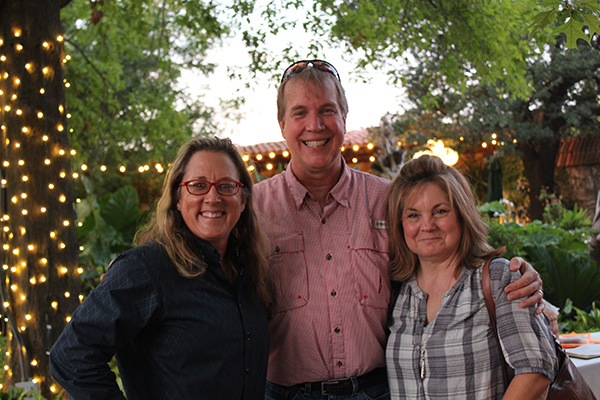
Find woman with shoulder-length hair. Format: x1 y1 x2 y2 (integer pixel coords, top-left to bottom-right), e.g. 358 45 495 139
50 136 271 400
385 155 558 400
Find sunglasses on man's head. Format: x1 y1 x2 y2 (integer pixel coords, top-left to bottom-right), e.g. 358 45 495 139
280 59 341 84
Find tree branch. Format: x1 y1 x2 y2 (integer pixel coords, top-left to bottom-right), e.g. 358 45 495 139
65 38 130 109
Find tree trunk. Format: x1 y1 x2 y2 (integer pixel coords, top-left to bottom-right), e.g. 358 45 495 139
519 138 561 221
0 1 81 397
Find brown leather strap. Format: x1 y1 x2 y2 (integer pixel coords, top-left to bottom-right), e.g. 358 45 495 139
481 258 510 387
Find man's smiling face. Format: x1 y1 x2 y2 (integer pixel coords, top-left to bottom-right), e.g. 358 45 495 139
279 78 346 178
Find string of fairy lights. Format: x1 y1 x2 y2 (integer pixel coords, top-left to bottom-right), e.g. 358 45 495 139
0 26 80 393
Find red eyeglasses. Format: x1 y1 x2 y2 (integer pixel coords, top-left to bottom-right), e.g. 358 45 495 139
280 59 341 84
179 180 244 196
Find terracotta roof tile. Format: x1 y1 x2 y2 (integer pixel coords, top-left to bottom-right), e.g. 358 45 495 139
556 134 600 168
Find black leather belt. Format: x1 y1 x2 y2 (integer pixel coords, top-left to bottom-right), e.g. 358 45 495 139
307 368 387 395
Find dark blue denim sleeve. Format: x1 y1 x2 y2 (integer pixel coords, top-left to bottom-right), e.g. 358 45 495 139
49 249 160 399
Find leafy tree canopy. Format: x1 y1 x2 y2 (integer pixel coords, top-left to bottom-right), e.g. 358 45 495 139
233 0 600 99
61 0 231 196
383 35 600 220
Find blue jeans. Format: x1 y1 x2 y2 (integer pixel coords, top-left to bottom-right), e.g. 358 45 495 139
265 380 390 400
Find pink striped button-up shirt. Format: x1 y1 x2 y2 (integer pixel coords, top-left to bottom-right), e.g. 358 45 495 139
253 158 391 386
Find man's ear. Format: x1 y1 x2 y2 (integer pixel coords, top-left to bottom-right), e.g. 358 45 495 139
279 120 286 138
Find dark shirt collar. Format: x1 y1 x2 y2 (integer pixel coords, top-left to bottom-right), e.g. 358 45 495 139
194 236 222 264
191 236 247 281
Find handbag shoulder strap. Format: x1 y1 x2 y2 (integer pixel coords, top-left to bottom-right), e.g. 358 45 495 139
481 258 510 387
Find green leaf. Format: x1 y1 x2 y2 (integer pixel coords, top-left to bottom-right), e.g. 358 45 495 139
580 0 600 13
583 13 600 37
553 18 591 47
99 185 140 232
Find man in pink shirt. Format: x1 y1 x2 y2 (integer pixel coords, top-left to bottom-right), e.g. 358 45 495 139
253 60 544 399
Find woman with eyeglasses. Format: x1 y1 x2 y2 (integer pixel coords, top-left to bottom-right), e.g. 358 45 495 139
50 136 271 400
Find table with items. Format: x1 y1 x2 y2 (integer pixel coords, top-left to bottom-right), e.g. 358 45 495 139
561 331 600 398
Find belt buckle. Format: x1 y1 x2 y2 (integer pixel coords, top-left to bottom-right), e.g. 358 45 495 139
321 380 340 395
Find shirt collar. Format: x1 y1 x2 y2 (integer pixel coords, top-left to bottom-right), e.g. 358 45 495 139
284 156 351 209
194 237 222 263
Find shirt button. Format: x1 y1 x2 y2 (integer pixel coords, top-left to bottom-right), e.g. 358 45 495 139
275 246 280 253
245 369 251 376
321 218 326 224
331 290 337 297
334 327 340 333
247 332 251 341
336 361 343 367
326 253 332 260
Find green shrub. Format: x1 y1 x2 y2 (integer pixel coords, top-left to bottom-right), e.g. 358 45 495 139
486 220 599 310
77 180 145 293
559 299 600 333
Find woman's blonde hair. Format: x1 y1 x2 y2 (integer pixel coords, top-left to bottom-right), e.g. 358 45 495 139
386 155 505 282
135 136 271 304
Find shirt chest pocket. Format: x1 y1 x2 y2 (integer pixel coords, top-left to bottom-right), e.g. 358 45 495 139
350 228 391 309
268 235 309 314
